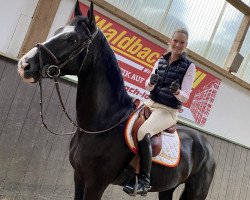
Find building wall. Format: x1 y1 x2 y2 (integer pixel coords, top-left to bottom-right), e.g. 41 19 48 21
0 0 39 57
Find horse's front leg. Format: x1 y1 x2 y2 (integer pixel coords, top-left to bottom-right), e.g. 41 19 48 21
74 170 85 200
83 182 109 200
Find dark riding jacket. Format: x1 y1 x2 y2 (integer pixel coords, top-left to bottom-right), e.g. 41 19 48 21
149 52 192 109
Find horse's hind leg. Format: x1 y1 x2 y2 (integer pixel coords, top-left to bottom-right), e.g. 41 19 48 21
180 159 215 200
159 187 177 200
180 174 213 200
74 171 85 200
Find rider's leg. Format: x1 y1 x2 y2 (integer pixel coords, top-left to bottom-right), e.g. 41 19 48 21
137 103 178 141
123 132 152 196
123 101 178 196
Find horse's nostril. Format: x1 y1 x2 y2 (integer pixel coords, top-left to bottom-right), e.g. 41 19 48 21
23 65 33 79
24 65 30 71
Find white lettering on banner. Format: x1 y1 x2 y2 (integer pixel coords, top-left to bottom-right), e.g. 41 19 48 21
124 82 149 100
130 74 145 83
120 67 146 84
121 68 131 78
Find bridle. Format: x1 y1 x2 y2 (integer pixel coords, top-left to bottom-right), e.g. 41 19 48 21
36 26 141 136
37 24 98 136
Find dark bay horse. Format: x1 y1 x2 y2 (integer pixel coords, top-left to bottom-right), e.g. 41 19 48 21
17 1 215 199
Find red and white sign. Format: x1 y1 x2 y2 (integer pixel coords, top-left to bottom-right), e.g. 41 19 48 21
79 3 221 125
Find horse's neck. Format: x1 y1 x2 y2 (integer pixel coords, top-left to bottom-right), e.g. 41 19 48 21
76 36 133 130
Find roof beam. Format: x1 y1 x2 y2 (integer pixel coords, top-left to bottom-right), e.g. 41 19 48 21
226 0 250 14
224 15 250 72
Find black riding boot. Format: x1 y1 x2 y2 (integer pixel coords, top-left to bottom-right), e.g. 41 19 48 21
123 133 152 196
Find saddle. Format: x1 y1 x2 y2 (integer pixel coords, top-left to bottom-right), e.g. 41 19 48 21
131 100 176 157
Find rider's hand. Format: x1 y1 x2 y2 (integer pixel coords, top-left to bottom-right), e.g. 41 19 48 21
170 79 180 94
150 70 159 85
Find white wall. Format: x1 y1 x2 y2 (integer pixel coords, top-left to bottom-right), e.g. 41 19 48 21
0 0 39 57
48 0 75 38
206 79 250 145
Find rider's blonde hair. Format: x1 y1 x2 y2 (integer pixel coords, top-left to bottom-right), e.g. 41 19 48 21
172 28 189 39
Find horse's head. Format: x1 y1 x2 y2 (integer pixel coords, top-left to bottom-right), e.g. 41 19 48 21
18 1 98 83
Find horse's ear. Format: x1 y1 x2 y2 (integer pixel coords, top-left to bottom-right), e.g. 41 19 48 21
87 1 96 26
74 0 83 17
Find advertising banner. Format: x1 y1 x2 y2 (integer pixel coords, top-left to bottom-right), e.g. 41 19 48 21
79 3 221 125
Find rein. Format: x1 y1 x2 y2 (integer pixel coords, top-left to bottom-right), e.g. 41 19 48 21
36 27 143 136
39 78 143 136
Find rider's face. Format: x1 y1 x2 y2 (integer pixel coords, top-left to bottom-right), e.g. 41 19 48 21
170 32 188 56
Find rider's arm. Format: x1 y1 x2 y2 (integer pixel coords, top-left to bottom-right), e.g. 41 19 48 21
145 60 159 91
174 63 196 103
